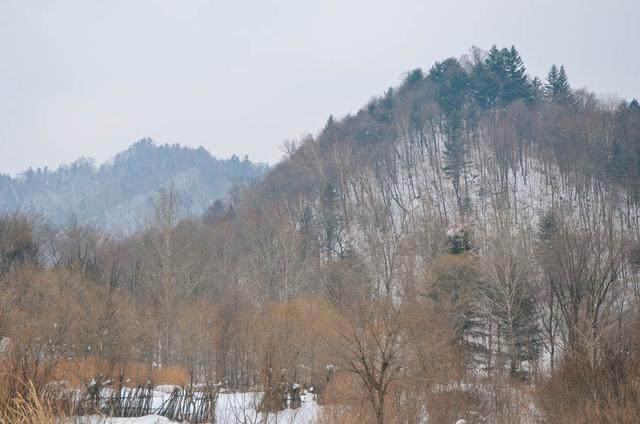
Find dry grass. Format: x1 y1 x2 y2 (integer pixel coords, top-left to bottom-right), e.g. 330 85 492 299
537 346 640 424
0 380 65 424
53 356 191 387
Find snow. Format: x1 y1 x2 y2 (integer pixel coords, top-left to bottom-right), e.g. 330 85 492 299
69 390 320 424
216 391 319 424
71 416 173 424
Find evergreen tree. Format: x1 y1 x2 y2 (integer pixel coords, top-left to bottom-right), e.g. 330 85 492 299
481 234 542 378
545 64 573 104
447 225 473 254
485 45 505 78
471 57 500 109
502 46 531 103
529 77 543 102
324 114 335 131
203 199 227 226
428 58 470 131
630 98 640 111
479 45 506 108
321 183 348 259
557 66 571 97
472 45 532 108
429 58 472 212
403 67 425 86
546 64 559 90
509 294 542 377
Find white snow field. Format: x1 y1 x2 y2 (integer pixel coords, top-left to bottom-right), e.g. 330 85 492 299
69 390 320 424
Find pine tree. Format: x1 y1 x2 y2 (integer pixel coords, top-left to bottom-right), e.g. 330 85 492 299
203 199 226 226
473 45 531 107
428 57 472 212
403 67 425 86
324 114 335 131
556 66 571 98
529 77 543 102
502 46 530 103
477 45 506 108
481 234 542 378
630 98 640 111
545 64 559 92
485 45 505 78
545 64 573 104
471 58 499 109
428 57 470 128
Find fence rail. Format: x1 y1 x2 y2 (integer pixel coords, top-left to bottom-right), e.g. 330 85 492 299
67 379 221 423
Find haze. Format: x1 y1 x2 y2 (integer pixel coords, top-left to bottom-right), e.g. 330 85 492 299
1 0 638 175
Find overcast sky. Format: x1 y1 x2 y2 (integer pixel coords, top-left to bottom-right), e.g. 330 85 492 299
1 0 638 175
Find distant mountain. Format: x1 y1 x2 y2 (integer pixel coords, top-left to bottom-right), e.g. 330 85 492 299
0 138 267 234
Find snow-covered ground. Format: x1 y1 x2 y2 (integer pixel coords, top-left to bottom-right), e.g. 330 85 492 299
69 390 320 424
73 416 173 424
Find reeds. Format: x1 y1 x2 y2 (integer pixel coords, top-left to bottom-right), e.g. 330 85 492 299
0 380 64 424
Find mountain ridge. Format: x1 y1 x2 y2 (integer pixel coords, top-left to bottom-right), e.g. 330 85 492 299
0 138 267 234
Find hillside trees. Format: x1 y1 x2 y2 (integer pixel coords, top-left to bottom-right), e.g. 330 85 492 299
329 297 452 424
534 207 625 363
429 57 472 213
535 210 562 373
478 229 541 378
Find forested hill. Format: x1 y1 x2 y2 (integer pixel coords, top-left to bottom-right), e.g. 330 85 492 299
262 46 640 210
252 46 640 269
0 138 266 234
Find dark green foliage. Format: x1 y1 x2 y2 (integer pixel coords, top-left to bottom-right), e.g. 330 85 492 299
442 136 467 205
472 45 533 108
503 46 532 103
427 253 486 371
324 114 336 131
403 68 425 86
606 99 640 202
428 57 470 129
366 88 395 125
448 226 473 254
529 77 543 102
429 58 473 211
545 65 573 104
296 204 317 260
481 264 542 378
537 210 559 246
321 183 348 259
629 243 640 267
471 54 500 110
430 46 534 215
499 293 542 378
203 199 228 226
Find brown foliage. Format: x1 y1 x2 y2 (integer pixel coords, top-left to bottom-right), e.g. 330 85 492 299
538 327 640 424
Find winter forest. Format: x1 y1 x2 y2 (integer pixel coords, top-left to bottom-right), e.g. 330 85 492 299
2 45 640 423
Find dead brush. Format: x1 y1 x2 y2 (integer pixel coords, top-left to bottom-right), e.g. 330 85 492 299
0 380 67 424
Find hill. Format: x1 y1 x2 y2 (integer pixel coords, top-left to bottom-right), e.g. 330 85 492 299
0 138 266 233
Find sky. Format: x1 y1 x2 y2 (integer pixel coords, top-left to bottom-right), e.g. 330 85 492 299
1 0 639 175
